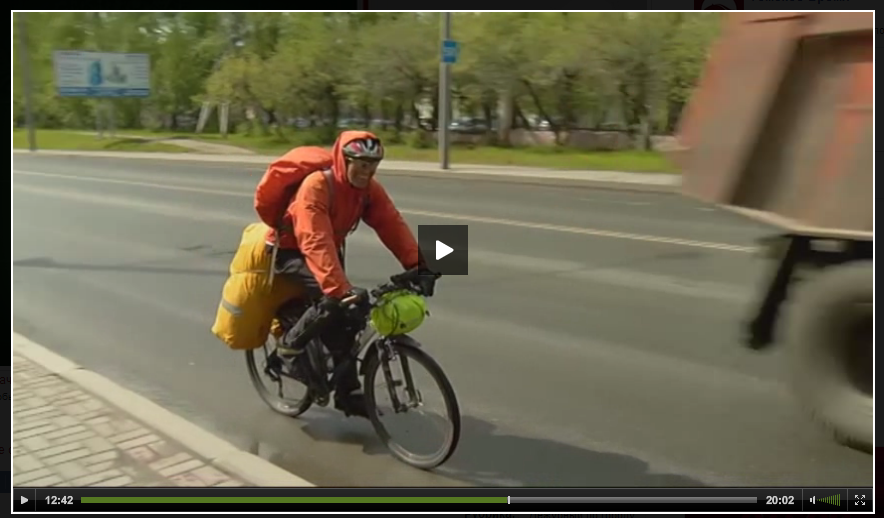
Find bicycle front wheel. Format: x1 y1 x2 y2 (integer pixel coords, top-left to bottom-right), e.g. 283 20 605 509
363 339 461 469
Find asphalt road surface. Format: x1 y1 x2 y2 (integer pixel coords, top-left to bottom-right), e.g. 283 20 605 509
12 154 872 488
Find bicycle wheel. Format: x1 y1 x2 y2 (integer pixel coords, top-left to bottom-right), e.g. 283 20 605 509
245 338 314 417
363 340 461 469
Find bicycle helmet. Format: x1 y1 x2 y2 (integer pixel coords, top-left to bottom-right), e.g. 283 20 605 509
370 290 428 336
342 137 384 161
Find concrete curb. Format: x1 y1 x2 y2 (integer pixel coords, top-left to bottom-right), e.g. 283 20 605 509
13 149 681 194
12 333 314 487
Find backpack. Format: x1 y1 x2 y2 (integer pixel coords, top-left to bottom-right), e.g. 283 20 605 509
254 146 335 229
254 146 369 281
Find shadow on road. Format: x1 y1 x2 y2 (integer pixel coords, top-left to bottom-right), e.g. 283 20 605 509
295 411 707 487
13 256 228 277
436 416 707 487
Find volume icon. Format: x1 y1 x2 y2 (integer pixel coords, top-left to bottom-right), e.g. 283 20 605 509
811 494 840 505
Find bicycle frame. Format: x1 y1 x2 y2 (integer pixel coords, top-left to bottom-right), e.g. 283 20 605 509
307 317 384 398
275 256 431 411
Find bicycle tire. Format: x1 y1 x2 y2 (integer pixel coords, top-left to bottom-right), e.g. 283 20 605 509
363 340 461 469
245 342 314 418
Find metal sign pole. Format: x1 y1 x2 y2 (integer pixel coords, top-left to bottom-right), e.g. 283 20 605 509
439 13 452 170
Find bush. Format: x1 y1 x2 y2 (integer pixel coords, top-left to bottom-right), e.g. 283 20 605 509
373 129 404 145
283 127 336 146
406 130 435 149
235 122 253 137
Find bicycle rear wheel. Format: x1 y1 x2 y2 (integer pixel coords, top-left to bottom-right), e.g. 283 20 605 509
245 338 314 417
363 340 461 469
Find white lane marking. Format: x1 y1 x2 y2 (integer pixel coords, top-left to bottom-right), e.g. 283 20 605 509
14 169 245 197
13 169 757 254
403 209 755 253
15 182 750 303
578 197 652 206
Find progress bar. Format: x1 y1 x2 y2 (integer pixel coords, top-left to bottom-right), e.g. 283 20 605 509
511 496 757 504
23 486 869 513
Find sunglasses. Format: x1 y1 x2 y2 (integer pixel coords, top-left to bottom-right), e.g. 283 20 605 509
351 158 381 168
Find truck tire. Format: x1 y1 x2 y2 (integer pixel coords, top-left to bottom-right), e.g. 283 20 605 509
786 261 872 452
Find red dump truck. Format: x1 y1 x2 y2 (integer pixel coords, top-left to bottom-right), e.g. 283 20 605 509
670 12 873 451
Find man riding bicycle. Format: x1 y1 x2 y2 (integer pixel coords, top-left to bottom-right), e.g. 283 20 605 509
262 130 438 418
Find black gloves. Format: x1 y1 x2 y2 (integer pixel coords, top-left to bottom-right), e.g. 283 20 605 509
345 286 369 302
319 286 369 317
414 250 441 296
416 268 440 297
320 286 367 309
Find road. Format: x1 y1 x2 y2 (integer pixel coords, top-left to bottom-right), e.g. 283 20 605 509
12 154 872 488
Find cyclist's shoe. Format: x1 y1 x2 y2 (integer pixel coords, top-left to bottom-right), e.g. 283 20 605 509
334 390 370 419
276 344 303 359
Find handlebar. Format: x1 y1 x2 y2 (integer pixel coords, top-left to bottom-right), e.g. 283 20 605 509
340 267 441 306
280 268 439 351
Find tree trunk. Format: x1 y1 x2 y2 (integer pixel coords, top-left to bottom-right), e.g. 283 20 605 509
394 102 405 132
523 79 562 145
497 85 514 146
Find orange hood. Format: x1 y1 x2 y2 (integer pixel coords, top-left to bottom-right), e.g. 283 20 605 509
330 130 381 193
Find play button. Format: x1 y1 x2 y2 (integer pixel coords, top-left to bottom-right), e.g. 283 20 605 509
418 225 468 275
435 240 453 260
14 488 35 511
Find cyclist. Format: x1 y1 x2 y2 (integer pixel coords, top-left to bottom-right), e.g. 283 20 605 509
264 130 438 418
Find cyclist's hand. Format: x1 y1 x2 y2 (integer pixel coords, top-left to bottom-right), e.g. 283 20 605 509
416 268 440 296
343 286 369 306
318 295 342 312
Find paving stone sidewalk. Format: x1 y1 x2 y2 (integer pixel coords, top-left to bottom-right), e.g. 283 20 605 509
12 353 250 488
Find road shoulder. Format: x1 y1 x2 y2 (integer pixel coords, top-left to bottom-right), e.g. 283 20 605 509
12 333 313 487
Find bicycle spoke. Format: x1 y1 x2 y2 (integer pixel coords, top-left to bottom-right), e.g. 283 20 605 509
246 340 313 418
365 342 461 469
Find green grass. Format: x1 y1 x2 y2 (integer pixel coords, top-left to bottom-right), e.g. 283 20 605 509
13 129 191 153
43 127 679 173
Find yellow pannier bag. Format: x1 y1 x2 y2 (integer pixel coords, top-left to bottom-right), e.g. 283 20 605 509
211 222 304 350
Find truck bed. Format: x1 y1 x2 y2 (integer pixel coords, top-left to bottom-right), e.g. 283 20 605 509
669 12 873 239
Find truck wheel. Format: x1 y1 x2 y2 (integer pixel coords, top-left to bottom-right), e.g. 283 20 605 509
786 261 872 452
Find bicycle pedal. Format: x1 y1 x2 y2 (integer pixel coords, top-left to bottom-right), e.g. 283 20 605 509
264 358 282 382
265 368 281 383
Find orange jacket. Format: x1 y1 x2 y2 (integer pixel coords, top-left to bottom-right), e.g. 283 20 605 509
266 131 421 298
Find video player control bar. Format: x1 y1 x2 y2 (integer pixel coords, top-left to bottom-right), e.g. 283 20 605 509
14 486 872 513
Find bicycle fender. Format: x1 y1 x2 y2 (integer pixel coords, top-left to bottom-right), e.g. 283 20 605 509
387 334 423 349
358 334 423 377
359 342 379 377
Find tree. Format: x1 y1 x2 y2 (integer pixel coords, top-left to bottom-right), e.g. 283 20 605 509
12 12 721 148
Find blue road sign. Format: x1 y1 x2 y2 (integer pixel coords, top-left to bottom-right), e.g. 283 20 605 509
441 39 459 64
